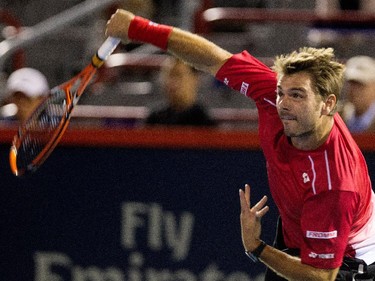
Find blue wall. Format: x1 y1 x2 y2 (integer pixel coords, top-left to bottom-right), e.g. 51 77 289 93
1 145 374 281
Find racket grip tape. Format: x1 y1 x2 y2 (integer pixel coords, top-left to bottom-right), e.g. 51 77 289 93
92 37 121 68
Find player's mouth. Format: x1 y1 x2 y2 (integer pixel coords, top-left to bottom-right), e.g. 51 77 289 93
279 114 297 121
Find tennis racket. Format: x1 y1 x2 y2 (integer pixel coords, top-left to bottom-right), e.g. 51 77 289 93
9 36 121 176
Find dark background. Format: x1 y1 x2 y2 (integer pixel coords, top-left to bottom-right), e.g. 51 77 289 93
1 144 275 280
1 142 374 280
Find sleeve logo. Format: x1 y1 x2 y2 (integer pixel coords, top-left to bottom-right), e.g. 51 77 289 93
240 82 249 95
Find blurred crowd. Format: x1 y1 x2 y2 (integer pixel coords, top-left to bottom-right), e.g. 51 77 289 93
0 0 374 132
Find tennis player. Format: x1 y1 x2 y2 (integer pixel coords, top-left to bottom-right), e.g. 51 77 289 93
106 9 375 280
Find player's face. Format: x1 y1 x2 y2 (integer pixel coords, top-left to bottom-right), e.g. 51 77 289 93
276 71 326 139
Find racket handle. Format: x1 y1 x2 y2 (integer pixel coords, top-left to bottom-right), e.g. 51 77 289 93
97 37 121 61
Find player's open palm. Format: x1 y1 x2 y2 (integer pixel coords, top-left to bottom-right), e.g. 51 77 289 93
239 184 269 252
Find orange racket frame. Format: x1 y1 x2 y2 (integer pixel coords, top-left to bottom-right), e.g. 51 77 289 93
9 37 120 176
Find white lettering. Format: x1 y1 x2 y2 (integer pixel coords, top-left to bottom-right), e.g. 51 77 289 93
175 270 197 281
308 252 335 259
199 264 224 281
121 202 148 249
240 82 249 95
319 253 335 259
34 252 71 281
164 211 194 260
34 251 255 281
148 203 163 251
128 252 144 281
121 202 194 261
72 266 124 281
306 230 337 239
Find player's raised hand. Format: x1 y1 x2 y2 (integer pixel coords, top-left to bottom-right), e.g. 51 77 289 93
239 184 269 252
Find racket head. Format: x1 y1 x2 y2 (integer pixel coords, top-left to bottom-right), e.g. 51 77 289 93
9 87 71 176
9 63 98 176
8 36 120 176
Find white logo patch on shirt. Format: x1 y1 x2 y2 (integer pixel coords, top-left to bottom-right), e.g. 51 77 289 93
308 252 335 259
302 172 310 183
240 82 249 95
306 230 337 239
223 78 229 85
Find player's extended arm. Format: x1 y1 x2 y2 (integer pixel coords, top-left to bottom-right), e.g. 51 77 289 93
239 184 340 281
105 9 232 76
259 247 339 281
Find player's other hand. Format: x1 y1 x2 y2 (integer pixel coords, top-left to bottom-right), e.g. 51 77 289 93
105 9 135 43
239 184 269 252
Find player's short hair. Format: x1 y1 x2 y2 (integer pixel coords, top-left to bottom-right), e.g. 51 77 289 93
272 47 345 101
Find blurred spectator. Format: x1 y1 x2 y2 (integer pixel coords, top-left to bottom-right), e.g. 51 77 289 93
146 57 216 127
340 56 375 133
0 67 49 123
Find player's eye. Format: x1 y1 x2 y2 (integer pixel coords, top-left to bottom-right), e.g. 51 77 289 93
276 89 284 97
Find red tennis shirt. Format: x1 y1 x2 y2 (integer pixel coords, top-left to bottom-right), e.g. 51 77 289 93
216 51 375 269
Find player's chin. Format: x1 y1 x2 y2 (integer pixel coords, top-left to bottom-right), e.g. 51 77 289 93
283 129 294 137
282 124 294 136
282 126 302 138
284 126 314 138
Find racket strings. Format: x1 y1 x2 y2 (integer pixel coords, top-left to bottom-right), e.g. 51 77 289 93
11 65 97 175
16 90 67 170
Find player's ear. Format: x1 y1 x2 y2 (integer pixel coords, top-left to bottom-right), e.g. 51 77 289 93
321 94 336 116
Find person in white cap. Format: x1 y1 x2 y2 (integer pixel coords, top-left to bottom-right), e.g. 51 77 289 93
341 56 375 133
1 67 49 123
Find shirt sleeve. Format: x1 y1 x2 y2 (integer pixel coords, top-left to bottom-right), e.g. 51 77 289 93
300 190 358 269
215 51 277 103
215 51 283 149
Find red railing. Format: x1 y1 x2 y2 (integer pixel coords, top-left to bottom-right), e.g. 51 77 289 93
1 126 375 151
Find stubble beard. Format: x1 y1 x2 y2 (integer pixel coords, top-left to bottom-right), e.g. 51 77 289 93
283 124 315 139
